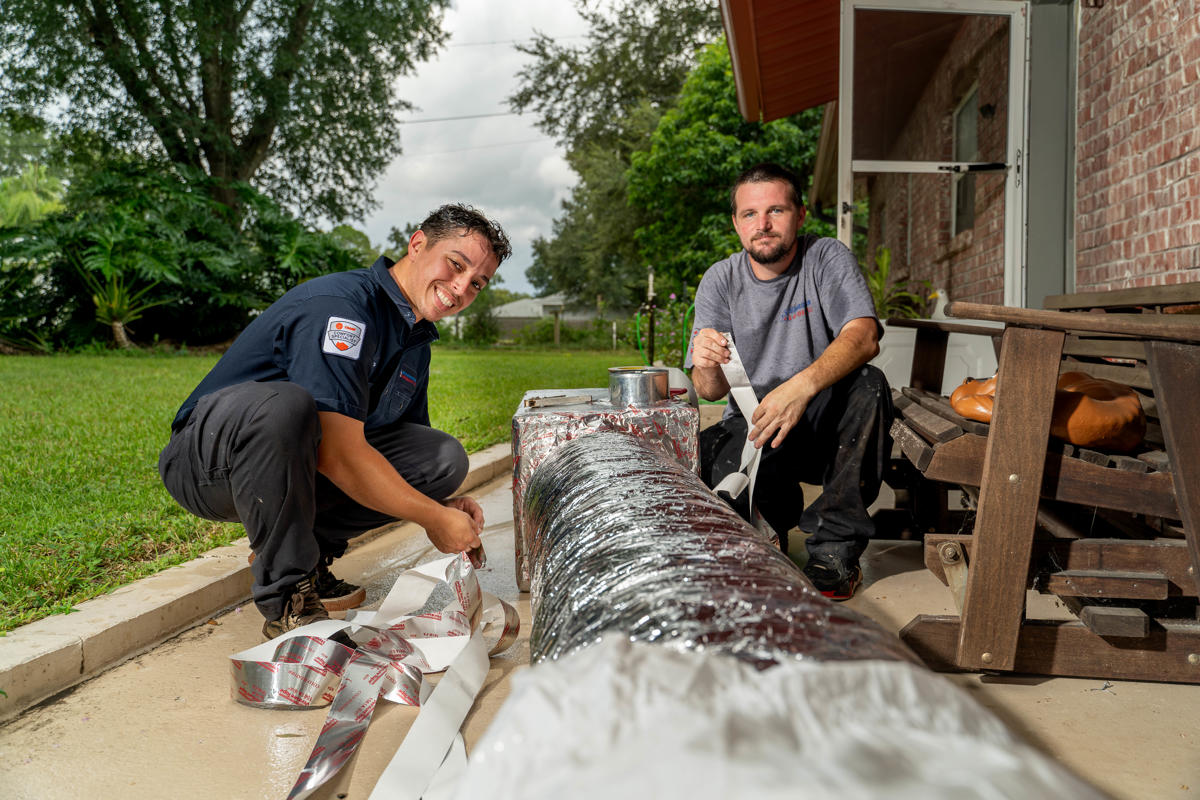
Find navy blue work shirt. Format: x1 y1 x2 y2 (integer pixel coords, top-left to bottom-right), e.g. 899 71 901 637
172 257 438 432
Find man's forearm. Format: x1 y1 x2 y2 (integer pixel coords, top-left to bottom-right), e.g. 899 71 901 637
691 364 731 401
319 442 447 528
788 318 880 400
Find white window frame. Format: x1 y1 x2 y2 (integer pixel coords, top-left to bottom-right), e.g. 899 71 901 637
837 0 1030 308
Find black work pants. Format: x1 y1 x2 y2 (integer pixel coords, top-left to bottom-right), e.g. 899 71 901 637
158 381 467 619
699 364 893 560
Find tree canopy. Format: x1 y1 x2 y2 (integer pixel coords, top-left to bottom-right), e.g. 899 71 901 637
510 0 722 310
511 0 721 152
627 41 830 288
0 0 449 220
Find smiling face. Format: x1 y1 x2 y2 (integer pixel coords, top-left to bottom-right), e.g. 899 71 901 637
392 228 499 322
731 180 807 275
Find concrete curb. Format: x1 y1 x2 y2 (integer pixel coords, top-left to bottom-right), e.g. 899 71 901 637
0 442 512 724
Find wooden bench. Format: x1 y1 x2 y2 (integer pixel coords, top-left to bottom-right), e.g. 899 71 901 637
884 283 1200 684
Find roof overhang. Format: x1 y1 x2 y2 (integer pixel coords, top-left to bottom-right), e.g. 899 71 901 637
720 0 841 123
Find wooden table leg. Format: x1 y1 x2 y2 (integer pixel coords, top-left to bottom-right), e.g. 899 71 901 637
1147 341 1200 596
956 326 1065 671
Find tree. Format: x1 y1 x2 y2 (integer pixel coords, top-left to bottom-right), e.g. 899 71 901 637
511 0 722 309
525 102 661 309
626 40 831 288
511 0 721 152
0 158 359 349
0 0 449 220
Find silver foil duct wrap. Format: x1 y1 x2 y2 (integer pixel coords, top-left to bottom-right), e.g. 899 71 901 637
523 432 918 669
511 389 699 591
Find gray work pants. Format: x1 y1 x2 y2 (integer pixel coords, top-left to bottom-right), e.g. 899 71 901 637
158 381 467 619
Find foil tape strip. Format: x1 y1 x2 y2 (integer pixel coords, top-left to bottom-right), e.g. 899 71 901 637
711 332 763 511
230 554 520 800
523 432 917 669
511 388 700 591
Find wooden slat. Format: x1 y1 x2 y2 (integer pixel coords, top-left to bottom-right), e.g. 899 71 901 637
1044 283 1200 311
1063 335 1148 360
922 535 1197 597
1076 448 1110 466
1137 450 1171 472
884 317 1005 338
1078 606 1150 638
922 434 1181 519
901 386 991 436
1147 341 1200 597
1046 570 1169 600
898 400 962 444
1110 455 1150 473
901 615 1200 684
946 301 1200 343
957 327 1065 672
891 418 933 471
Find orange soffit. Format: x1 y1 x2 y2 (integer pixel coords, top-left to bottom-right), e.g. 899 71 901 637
721 0 840 122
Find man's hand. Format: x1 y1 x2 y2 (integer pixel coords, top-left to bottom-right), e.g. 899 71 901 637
425 501 483 554
690 328 733 401
443 495 484 534
690 328 730 369
750 379 812 449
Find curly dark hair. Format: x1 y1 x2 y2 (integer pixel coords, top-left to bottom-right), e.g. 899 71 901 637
418 204 512 264
729 163 805 214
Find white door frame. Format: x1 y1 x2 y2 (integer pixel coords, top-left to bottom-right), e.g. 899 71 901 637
837 0 1030 308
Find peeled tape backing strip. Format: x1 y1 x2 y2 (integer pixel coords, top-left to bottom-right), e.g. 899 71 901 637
229 554 519 800
711 333 767 529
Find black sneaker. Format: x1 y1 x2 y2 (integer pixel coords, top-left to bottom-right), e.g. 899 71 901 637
803 554 863 601
314 558 367 612
248 552 367 612
262 575 330 640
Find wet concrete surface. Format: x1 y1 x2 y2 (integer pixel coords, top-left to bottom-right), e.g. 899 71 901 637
2 474 1197 799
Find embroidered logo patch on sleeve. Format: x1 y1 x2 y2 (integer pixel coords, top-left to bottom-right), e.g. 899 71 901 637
322 317 366 359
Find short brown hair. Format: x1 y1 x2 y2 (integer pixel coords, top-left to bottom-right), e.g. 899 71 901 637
729 163 804 214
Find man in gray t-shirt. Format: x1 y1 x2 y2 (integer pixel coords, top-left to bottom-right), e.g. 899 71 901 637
686 163 893 600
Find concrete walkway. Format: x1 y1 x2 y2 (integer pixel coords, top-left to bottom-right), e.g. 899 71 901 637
1 440 1198 799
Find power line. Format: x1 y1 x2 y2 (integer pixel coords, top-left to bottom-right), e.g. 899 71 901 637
398 137 552 159
446 35 588 48
398 111 519 124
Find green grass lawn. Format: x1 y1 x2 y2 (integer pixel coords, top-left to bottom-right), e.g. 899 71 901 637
0 347 638 633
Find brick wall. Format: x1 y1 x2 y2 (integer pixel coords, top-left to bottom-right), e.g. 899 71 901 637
866 17 1010 304
1075 0 1200 290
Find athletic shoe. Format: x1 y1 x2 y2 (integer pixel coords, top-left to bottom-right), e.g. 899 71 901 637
248 552 367 612
803 554 863 601
314 558 367 612
262 575 329 640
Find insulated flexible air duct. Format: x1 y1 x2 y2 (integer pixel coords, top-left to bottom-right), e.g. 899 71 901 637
522 431 915 668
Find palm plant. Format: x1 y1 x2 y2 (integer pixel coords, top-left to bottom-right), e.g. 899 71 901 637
73 223 172 348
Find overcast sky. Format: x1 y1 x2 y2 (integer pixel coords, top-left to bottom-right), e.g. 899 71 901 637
359 0 592 296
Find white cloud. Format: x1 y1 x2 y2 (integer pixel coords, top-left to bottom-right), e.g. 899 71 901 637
359 0 592 295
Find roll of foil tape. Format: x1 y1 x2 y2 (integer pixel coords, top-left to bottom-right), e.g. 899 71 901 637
523 432 917 669
230 553 519 800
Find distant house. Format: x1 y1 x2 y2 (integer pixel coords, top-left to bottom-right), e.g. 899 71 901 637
721 0 1199 305
442 292 606 338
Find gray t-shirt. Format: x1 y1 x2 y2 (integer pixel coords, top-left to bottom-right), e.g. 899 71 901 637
686 235 879 418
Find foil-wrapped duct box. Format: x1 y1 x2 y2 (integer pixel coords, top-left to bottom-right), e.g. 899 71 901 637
511 388 699 591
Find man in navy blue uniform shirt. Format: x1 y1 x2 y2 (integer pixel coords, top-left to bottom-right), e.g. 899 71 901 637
159 204 510 639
